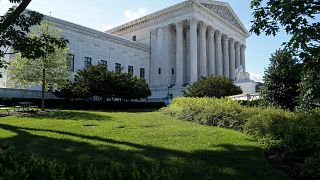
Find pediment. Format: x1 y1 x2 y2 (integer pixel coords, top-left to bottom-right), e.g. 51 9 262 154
199 1 249 35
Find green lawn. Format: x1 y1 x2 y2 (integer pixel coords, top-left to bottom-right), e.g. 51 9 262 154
0 110 288 179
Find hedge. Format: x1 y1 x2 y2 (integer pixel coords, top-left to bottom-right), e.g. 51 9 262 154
160 97 320 178
0 97 165 110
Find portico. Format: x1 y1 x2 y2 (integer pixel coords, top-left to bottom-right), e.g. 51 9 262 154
108 0 250 98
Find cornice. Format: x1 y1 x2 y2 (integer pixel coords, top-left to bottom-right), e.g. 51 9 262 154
108 0 249 40
44 16 150 52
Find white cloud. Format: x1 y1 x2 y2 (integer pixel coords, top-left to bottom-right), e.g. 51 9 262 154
124 8 147 21
102 25 114 31
250 72 264 82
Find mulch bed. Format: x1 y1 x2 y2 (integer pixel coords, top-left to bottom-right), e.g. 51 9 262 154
266 151 305 179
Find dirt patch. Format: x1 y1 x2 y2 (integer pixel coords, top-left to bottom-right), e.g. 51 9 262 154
266 151 304 179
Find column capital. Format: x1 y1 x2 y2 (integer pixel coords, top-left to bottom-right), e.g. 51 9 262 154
175 21 184 29
215 30 221 38
207 26 215 35
235 41 241 47
198 21 207 31
222 34 229 41
229 38 234 43
188 18 198 27
240 44 247 50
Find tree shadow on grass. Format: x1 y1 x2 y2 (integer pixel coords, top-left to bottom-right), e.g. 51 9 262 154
18 111 111 121
0 124 288 179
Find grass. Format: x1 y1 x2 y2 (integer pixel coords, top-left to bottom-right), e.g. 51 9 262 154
0 110 288 179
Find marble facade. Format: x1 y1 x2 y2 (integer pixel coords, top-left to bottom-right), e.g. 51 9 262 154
108 0 250 98
0 0 251 99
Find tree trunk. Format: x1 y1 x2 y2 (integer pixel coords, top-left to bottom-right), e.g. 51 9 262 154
0 0 33 32
41 68 45 111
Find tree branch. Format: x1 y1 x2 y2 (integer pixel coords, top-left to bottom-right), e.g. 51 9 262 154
0 0 32 32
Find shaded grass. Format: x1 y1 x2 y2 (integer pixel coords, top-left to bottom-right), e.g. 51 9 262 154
0 110 289 179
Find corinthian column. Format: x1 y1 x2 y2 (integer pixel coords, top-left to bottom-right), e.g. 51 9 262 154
215 31 223 76
208 27 215 75
189 18 198 83
240 45 246 73
163 25 171 86
229 38 236 80
235 42 241 69
175 21 184 87
222 35 229 78
199 22 207 77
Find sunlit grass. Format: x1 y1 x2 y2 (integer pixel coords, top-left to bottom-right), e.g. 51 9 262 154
0 110 288 179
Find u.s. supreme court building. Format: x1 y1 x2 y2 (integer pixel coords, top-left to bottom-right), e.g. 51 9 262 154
0 0 255 99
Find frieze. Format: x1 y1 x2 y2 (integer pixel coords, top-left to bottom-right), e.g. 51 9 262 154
201 3 243 31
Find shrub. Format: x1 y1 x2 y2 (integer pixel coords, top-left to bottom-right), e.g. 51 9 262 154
161 97 320 178
184 76 242 98
303 153 320 179
161 97 246 130
0 149 182 179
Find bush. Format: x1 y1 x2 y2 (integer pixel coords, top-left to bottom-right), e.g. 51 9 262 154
0 149 182 179
161 97 246 130
303 153 320 179
184 76 242 98
161 97 320 178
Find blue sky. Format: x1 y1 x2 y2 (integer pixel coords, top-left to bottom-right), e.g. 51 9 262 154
0 0 293 82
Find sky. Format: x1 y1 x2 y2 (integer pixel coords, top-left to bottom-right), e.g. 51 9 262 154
0 0 293 82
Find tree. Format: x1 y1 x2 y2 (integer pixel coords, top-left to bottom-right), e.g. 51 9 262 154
261 49 302 110
56 65 151 101
0 0 33 32
184 76 242 98
55 65 151 102
250 0 319 55
0 0 68 77
7 21 70 110
299 49 320 110
250 0 320 110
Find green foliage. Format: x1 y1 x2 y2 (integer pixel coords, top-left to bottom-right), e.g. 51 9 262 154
56 65 151 101
261 49 301 110
0 1 68 77
250 0 319 54
161 97 246 130
7 21 70 89
161 97 320 178
303 153 320 179
299 50 320 111
184 76 242 98
0 110 288 179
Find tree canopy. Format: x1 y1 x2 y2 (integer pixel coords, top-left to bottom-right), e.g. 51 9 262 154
0 0 68 77
55 65 151 102
250 0 319 56
261 49 302 110
184 76 243 98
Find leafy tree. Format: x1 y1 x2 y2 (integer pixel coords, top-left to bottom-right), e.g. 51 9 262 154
7 22 70 110
250 0 320 110
250 0 319 55
0 0 68 77
261 49 302 110
55 65 151 102
184 76 242 98
299 49 320 110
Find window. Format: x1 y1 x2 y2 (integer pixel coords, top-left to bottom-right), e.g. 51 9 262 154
115 63 122 73
100 60 108 68
84 57 92 68
158 68 161 75
140 68 145 79
172 68 175 75
133 35 136 41
128 66 134 74
67 54 75 71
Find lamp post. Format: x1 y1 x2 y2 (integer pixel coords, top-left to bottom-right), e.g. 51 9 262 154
167 85 170 100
